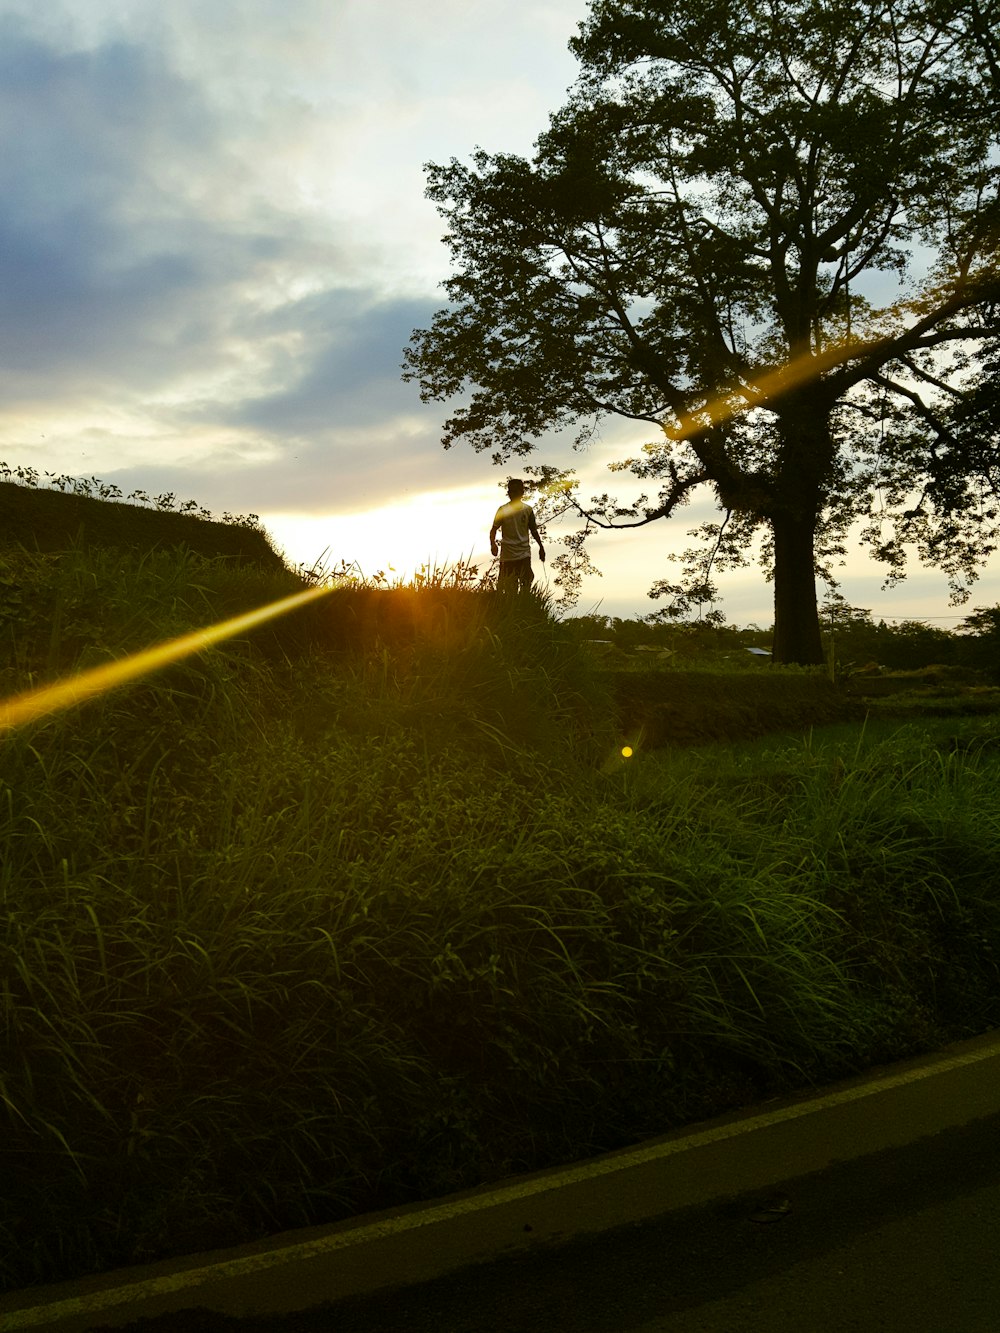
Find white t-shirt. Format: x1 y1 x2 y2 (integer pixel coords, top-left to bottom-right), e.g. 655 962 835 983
493 499 535 561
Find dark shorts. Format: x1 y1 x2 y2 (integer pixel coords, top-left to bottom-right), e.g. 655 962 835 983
498 557 534 589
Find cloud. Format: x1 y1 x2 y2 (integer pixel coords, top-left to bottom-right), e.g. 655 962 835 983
88 409 492 519
0 24 294 400
219 290 437 434
0 15 432 495
0 2 588 453
0 8 564 521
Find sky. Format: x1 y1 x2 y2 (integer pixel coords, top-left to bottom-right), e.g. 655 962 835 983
0 0 997 630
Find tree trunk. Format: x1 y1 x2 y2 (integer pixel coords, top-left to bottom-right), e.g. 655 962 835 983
771 510 824 665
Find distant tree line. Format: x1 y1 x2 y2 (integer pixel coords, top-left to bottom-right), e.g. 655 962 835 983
564 604 1000 678
820 602 1000 675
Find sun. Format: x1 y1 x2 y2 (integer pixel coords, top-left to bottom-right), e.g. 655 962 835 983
260 487 498 583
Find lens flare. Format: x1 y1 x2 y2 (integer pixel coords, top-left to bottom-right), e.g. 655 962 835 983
655 333 887 449
0 584 331 734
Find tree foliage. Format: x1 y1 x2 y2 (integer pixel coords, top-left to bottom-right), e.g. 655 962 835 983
405 0 1000 662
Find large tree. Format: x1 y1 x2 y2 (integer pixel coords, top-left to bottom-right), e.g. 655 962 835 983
404 0 1000 663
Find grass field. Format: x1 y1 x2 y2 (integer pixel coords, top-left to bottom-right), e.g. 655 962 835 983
2 542 999 1293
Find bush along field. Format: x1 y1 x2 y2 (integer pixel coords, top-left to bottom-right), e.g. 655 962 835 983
2 544 1000 1293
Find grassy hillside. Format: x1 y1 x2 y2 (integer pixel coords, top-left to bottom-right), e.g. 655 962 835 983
0 476 284 569
1 489 999 1294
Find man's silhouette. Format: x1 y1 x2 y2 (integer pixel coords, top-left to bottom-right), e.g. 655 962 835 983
490 478 544 590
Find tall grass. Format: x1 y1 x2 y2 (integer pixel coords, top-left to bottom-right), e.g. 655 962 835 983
2 548 999 1292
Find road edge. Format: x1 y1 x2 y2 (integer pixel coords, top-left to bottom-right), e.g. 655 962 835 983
3 1027 1000 1331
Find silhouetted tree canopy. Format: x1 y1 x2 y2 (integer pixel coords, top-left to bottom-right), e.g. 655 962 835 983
405 0 1000 663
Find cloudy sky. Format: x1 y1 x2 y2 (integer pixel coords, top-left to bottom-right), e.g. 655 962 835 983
1 0 996 628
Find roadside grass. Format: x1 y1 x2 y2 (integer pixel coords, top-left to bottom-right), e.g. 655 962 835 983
622 722 1000 1051
2 547 999 1292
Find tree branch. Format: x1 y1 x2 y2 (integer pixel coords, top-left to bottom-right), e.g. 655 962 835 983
560 460 710 531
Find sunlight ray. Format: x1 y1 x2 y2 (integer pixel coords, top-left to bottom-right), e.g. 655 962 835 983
0 584 330 733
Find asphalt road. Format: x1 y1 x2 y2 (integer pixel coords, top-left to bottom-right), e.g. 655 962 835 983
97 1109 1000 1332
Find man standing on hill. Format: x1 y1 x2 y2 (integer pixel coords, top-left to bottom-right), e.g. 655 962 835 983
490 478 545 590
